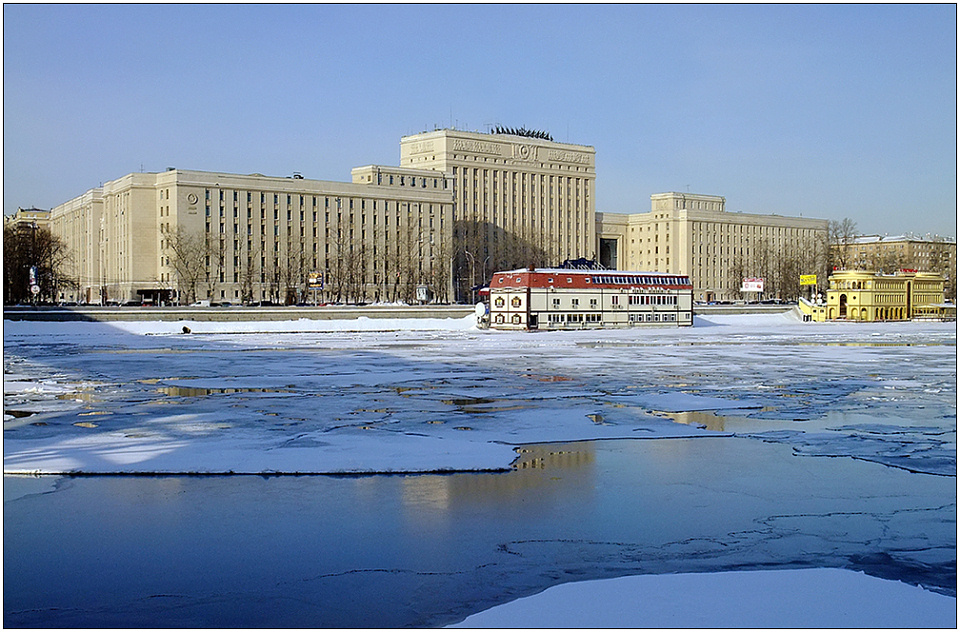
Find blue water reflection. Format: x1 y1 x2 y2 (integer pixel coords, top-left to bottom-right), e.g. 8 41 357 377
5 437 955 627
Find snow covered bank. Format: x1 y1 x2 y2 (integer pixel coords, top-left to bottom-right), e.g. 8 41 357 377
449 568 957 628
3 313 478 336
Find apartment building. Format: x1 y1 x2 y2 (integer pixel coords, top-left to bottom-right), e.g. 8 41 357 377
839 234 956 298
4 207 51 231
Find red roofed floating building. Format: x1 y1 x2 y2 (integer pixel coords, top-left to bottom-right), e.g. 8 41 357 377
488 268 694 330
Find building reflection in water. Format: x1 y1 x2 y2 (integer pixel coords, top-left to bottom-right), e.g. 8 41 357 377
398 442 597 516
660 410 731 432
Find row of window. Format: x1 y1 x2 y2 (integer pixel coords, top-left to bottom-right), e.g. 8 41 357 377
543 312 681 324
549 295 680 308
591 275 690 286
546 313 599 323
628 313 679 322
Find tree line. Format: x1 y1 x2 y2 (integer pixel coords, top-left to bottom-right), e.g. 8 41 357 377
165 218 453 306
3 223 72 304
5 216 955 305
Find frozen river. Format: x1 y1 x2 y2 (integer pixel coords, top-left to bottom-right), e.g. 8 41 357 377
3 312 956 626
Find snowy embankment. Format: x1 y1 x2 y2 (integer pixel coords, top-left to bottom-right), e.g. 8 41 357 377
449 568 957 628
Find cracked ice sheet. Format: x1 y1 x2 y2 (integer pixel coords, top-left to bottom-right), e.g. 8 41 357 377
4 313 956 475
448 568 957 628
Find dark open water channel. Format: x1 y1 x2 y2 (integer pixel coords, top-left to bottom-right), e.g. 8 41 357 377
5 436 955 627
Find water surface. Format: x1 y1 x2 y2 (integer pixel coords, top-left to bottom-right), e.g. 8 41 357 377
5 436 954 627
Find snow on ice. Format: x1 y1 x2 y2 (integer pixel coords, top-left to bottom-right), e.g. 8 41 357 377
3 311 956 476
4 310 956 626
449 568 957 628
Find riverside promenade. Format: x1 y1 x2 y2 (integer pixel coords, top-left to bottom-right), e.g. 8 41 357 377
3 304 475 323
3 304 794 323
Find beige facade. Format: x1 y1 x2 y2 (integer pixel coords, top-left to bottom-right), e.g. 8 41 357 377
838 234 957 298
399 129 596 298
598 192 829 302
4 207 51 231
50 168 454 305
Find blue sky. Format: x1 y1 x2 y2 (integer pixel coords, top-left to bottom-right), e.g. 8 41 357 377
3 4 956 237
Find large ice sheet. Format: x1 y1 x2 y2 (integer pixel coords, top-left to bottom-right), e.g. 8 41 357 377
4 313 956 476
449 568 957 628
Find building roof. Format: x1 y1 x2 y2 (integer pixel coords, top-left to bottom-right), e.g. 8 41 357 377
497 267 680 277
852 234 956 244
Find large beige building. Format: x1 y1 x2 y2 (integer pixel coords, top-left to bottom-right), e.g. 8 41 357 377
47 129 600 305
50 168 455 305
399 129 596 298
38 130 854 307
597 192 829 302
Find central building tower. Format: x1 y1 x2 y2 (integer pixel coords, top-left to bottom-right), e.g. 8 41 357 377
400 129 596 301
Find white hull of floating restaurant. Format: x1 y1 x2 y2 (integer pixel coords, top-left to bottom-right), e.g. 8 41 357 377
488 268 694 330
797 270 954 322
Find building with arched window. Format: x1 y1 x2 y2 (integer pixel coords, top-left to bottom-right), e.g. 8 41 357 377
798 270 949 322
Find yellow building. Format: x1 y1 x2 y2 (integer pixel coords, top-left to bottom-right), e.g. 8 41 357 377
837 234 957 299
798 270 949 322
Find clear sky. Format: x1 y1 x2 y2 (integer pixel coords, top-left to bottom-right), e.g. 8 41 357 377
3 4 956 237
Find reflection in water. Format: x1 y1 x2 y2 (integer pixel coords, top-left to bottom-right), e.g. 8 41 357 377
4 410 35 419
511 443 596 471
441 396 533 414
662 410 735 432
56 392 101 402
157 386 295 397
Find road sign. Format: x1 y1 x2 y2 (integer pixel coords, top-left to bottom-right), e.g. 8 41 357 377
800 274 817 286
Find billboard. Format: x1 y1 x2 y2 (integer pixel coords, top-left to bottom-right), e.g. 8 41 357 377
741 277 764 293
307 272 323 290
799 274 817 286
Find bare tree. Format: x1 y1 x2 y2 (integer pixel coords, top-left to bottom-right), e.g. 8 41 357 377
828 218 858 270
3 223 71 304
282 243 309 304
429 235 453 303
166 227 208 305
239 241 260 304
